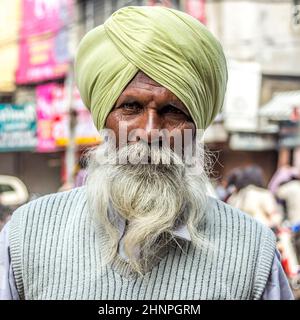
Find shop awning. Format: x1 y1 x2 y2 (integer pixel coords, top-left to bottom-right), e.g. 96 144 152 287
259 91 300 121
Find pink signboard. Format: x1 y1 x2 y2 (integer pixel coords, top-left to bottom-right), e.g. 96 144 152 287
36 83 100 152
36 83 64 152
16 0 73 84
185 0 206 24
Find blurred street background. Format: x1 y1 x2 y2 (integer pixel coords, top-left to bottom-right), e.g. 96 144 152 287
1 0 300 296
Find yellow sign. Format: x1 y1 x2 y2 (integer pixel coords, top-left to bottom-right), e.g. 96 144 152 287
56 137 102 147
0 0 20 92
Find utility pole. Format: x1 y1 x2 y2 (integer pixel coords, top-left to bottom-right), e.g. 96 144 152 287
63 0 95 188
85 0 95 31
65 61 76 187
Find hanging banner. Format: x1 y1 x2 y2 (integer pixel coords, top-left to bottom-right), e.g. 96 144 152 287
229 132 277 151
36 83 100 152
54 88 101 147
0 0 21 92
36 83 64 152
184 0 206 24
223 60 262 132
16 0 73 84
0 103 37 151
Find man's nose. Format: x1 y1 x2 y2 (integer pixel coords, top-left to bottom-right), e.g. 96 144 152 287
137 109 162 144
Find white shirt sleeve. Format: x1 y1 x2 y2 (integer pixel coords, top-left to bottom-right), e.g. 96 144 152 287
0 221 19 300
261 249 294 300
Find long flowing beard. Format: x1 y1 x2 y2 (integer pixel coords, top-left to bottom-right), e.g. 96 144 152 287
86 137 209 275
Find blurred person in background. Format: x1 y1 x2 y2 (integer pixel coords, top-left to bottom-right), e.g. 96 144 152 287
268 165 300 195
58 154 88 191
222 168 243 203
0 205 12 232
276 175 300 225
227 166 299 281
74 155 88 188
227 165 283 229
0 6 293 300
276 175 300 264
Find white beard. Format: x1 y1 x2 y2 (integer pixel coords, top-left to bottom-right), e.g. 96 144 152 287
86 135 210 275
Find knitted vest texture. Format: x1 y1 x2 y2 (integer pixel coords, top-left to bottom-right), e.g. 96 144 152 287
9 187 276 300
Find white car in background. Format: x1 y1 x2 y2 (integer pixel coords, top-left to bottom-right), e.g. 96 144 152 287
0 175 29 207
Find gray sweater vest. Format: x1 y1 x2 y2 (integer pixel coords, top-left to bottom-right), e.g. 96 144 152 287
9 187 276 300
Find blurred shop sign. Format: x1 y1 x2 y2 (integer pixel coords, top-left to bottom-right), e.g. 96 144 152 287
184 0 206 23
223 60 262 132
0 103 37 151
259 91 300 122
0 0 20 92
36 83 63 151
229 132 277 151
36 83 100 152
16 0 74 84
54 88 101 147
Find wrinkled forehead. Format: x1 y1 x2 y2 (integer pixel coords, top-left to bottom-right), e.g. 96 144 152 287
126 71 162 88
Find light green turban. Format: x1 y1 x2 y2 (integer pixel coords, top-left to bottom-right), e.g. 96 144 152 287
75 6 227 130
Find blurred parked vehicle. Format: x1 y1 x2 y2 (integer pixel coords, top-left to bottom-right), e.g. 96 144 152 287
0 175 29 207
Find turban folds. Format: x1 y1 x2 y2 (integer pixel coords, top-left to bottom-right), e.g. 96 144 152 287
75 6 228 130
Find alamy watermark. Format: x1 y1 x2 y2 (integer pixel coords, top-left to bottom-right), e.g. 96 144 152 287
97 121 205 169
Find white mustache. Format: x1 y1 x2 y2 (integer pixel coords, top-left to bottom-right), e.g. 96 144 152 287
100 140 185 166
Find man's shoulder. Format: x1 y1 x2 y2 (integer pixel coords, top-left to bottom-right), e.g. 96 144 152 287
206 196 276 241
206 197 277 300
18 186 86 211
10 186 87 226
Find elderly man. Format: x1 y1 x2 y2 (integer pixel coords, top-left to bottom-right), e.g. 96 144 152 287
0 6 294 300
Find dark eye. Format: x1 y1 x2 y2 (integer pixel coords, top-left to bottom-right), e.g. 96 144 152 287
160 104 185 115
119 102 143 113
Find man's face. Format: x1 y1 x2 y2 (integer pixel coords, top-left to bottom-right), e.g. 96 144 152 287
87 72 208 273
105 71 196 149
